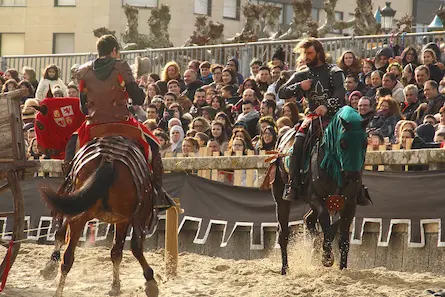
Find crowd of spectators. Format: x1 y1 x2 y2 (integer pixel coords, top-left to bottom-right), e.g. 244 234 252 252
3 42 445 162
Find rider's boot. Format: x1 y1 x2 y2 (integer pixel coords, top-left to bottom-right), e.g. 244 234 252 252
63 133 78 176
356 185 372 206
150 149 176 211
283 134 306 202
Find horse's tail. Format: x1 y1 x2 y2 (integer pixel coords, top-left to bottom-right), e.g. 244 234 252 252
41 160 115 216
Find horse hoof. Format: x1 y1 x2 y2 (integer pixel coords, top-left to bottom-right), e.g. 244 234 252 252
41 261 59 280
145 280 159 297
108 288 121 296
281 266 288 275
322 253 334 267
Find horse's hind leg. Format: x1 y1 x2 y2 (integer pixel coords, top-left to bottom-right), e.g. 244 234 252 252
272 174 290 275
54 216 88 297
41 216 67 280
130 221 159 297
109 222 130 296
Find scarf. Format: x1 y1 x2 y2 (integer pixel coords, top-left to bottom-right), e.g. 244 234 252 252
170 125 184 152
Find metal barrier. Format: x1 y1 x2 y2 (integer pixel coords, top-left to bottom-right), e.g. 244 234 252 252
1 31 444 82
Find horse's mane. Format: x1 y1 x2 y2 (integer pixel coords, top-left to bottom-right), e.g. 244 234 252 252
320 106 365 187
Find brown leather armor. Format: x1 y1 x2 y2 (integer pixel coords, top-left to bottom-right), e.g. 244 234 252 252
76 60 134 125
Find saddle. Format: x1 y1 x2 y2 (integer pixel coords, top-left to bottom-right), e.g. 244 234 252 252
89 123 141 143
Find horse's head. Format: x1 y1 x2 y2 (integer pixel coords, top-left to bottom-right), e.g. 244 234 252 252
320 106 370 187
337 110 371 177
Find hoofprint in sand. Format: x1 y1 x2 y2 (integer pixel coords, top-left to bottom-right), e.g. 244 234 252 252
0 241 444 297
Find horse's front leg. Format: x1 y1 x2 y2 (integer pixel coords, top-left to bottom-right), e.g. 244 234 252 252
41 216 68 280
338 203 356 269
272 173 290 275
310 197 335 267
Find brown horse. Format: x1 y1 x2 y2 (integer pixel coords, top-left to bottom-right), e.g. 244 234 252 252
40 135 159 297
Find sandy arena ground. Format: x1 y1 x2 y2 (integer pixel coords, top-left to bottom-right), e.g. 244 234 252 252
0 242 444 297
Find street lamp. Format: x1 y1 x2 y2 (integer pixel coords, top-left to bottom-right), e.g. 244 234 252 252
380 2 396 33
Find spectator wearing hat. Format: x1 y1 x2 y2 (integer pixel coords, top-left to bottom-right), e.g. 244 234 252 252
2 79 18 93
271 46 286 69
21 98 39 125
374 47 393 73
348 91 362 110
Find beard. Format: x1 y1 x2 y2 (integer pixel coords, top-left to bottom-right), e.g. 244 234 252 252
306 56 320 68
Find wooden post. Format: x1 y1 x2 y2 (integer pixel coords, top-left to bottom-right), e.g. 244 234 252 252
165 198 182 277
365 145 373 171
245 150 255 187
211 152 219 181
233 151 243 186
378 145 386 172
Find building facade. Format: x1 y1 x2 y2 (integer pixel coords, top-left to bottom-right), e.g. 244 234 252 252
0 0 415 56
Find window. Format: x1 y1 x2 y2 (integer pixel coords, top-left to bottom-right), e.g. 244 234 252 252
311 8 319 24
122 0 157 7
194 0 211 15
344 13 355 36
0 0 26 6
284 4 294 25
223 0 240 20
55 0 75 6
53 33 75 54
332 11 344 34
0 33 25 56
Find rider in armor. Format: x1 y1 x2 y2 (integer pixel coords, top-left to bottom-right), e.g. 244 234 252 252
64 35 175 210
279 38 371 205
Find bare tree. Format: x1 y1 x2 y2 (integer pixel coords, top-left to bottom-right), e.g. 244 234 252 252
277 0 381 40
227 3 262 43
147 4 173 48
122 5 150 50
184 15 224 46
93 27 116 38
279 0 315 40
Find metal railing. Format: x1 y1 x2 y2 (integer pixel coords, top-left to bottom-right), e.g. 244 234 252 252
1 31 444 83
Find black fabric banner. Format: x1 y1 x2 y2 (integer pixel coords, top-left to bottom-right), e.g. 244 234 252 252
1 171 445 249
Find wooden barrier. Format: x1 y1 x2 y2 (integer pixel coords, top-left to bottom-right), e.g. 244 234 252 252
34 148 445 175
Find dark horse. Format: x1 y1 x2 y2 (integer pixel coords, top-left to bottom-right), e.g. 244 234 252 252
40 133 159 297
271 106 370 274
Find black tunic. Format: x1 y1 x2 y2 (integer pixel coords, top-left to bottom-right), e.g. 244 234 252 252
278 64 345 117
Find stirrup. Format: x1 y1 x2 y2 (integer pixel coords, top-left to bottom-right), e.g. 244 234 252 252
155 188 176 211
